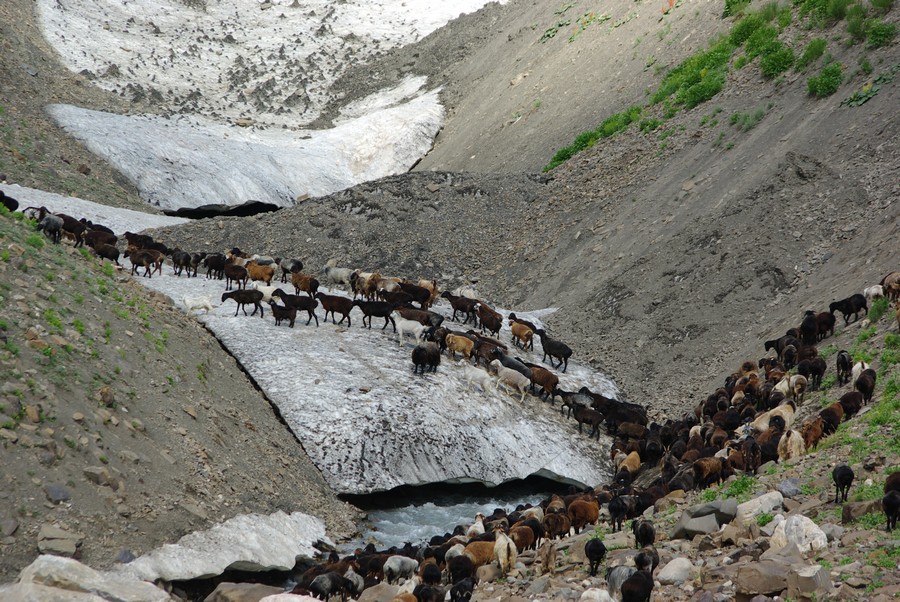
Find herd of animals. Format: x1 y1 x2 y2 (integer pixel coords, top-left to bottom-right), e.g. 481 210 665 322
13 203 900 602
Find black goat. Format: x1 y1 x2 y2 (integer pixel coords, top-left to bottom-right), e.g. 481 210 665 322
221 290 264 317
583 538 607 576
269 300 296 327
830 293 868 325
412 342 441 374
620 569 654 602
832 465 854 503
854 368 876 404
352 300 396 331
884 472 900 532
440 291 478 324
534 329 572 372
799 310 818 345
836 350 852 385
632 518 656 549
273 289 319 326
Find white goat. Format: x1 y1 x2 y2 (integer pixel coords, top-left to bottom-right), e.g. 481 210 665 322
490 360 530 402
492 529 517 576
183 295 213 313
383 555 418 584
466 512 486 539
461 364 495 392
252 283 279 302
864 285 884 302
396 317 427 347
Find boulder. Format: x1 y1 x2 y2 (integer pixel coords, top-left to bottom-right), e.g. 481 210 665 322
841 500 883 524
735 561 790 596
525 575 551 596
787 564 831 599
737 492 783 525
204 582 284 602
260 596 318 602
657 557 694 585
777 479 802 499
476 563 502 583
770 515 827 554
37 524 84 558
686 498 738 524
670 512 720 540
719 522 751 546
820 523 845 542
1 555 170 601
356 583 400 602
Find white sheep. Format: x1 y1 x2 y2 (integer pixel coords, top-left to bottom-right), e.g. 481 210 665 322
777 429 806 461
321 264 355 289
580 589 617 602
396 317 427 347
383 555 418 584
522 506 544 522
789 374 808 404
444 543 465 563
451 284 479 299
183 295 213 313
492 529 517 576
851 361 871 387
461 364 495 393
466 512 486 539
490 359 530 402
864 285 884 302
252 283 279 302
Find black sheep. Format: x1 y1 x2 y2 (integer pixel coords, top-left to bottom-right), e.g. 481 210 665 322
634 546 660 577
413 584 444 602
204 253 226 280
816 311 836 340
273 289 319 326
92 243 120 266
0 190 19 212
37 214 63 244
448 555 475 584
308 571 351 601
421 562 442 586
351 300 396 331
268 300 297 328
832 465 854 503
412 342 441 374
449 577 475 602
632 518 656 549
534 329 573 372
838 391 863 418
830 293 868 325
608 496 633 532
884 472 900 532
799 310 818 346
854 368 876 404
620 569 654 602
583 537 607 576
221 289 264 318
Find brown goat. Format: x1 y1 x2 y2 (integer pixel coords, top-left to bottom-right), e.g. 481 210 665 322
245 260 275 285
462 541 495 569
291 271 320 297
567 499 600 534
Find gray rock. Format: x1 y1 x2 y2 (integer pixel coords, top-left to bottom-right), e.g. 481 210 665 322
777 479 802 499
820 523 845 542
203 581 284 602
44 483 72 504
1 518 19 537
115 549 136 564
787 564 831 599
841 499 883 524
737 491 783 525
671 512 720 540
357 582 400 602
734 560 790 596
687 498 738 525
657 557 694 585
526 575 551 595
476 563 501 583
770 515 827 554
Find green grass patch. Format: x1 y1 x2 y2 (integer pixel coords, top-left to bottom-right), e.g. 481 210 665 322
827 0 854 22
43 308 63 333
744 25 780 58
820 373 837 390
724 0 752 17
856 325 876 344
808 62 843 96
856 512 886 530
730 106 769 130
757 512 774 526
639 117 664 132
885 334 900 349
761 45 795 77
867 20 897 48
847 4 869 41
867 546 900 569
870 0 894 11
651 37 734 108
25 234 44 249
545 106 642 170
731 13 767 45
853 481 884 502
797 38 827 70
869 297 890 322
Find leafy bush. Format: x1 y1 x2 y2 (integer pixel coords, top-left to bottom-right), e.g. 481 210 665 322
867 21 897 47
797 38 828 70
827 0 853 22
744 25 780 58
761 45 796 77
731 14 766 45
651 37 734 106
847 4 869 40
757 512 774 526
870 0 894 11
545 106 643 170
808 62 843 96
725 0 752 17
25 234 44 249
639 118 664 132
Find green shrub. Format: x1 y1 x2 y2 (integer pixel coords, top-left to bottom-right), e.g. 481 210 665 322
735 54 750 68
744 25 780 58
761 45 796 77
545 106 643 169
26 234 44 249
885 334 900 350
847 4 869 40
651 37 734 106
827 0 853 22
639 118 664 132
757 512 775 526
725 0 751 17
777 4 794 26
731 14 767 45
797 38 828 70
870 0 894 11
869 296 890 322
859 56 873 74
867 21 897 48
808 62 843 96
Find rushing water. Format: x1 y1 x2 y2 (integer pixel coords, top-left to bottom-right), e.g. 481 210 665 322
342 478 573 551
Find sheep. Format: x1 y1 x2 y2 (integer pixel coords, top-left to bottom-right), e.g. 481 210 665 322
632 519 656 549
269 300 297 327
571 404 604 439
832 465 854 504
542 512 572 540
580 589 617 602
855 368 876 404
864 285 884 303
634 547 660 577
510 524 536 553
398 281 433 310
605 566 638 600
693 457 729 489
617 451 641 480
474 302 502 337
412 342 441 374
830 293 868 325
462 541 495 569
835 350 852 385
308 571 352 601
0 190 19 212
292 271 320 297
567 499 600 534
315 292 354 326
449 578 474 602
441 291 479 324
126 249 158 278
83 229 118 250
445 334 475 361
490 359 530 402
885 472 900 532
395 306 445 328
183 295 213 314
223 263 248 290
272 289 319 326
851 361 870 388
461 364 495 392
221 289 264 318
277 258 303 283
448 554 474 585
782 345 798 370
466 512 486 538
620 569 653 602
492 529 517 576
243 260 275 285
524 363 559 400
92 243 121 266
777 429 806 461
799 415 825 450
204 253 226 280
818 402 844 436
584 538 607 577
383 555 418 584
799 310 818 346
838 391 864 418
395 317 429 347
420 562 441 586
534 329 573 372
352 300 396 331
321 264 354 289
511 321 534 351
790 374 808 404
816 311 836 340
37 214 64 244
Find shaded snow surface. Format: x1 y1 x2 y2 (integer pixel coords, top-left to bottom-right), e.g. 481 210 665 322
140 273 619 495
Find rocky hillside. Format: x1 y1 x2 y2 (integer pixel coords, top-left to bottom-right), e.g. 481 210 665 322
0 208 358 581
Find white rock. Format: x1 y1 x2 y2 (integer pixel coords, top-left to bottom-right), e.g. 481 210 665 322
770 515 828 554
0 555 170 601
736 491 784 525
580 588 617 602
118 511 329 582
657 557 694 585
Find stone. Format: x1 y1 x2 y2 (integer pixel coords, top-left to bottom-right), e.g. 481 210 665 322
770 515 827 554
0 428 18 443
777 478 802 499
734 561 790 596
1 518 19 537
736 491 783 525
686 498 738 524
99 385 116 407
820 523 845 542
203 581 284 602
841 499 883 524
671 512 720 540
787 564 831 599
760 542 805 564
6 556 170 600
24 405 40 423
657 557 694 585
84 466 112 486
43 483 71 504
356 583 399 602
525 575 551 595
719 523 750 546
115 549 136 563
